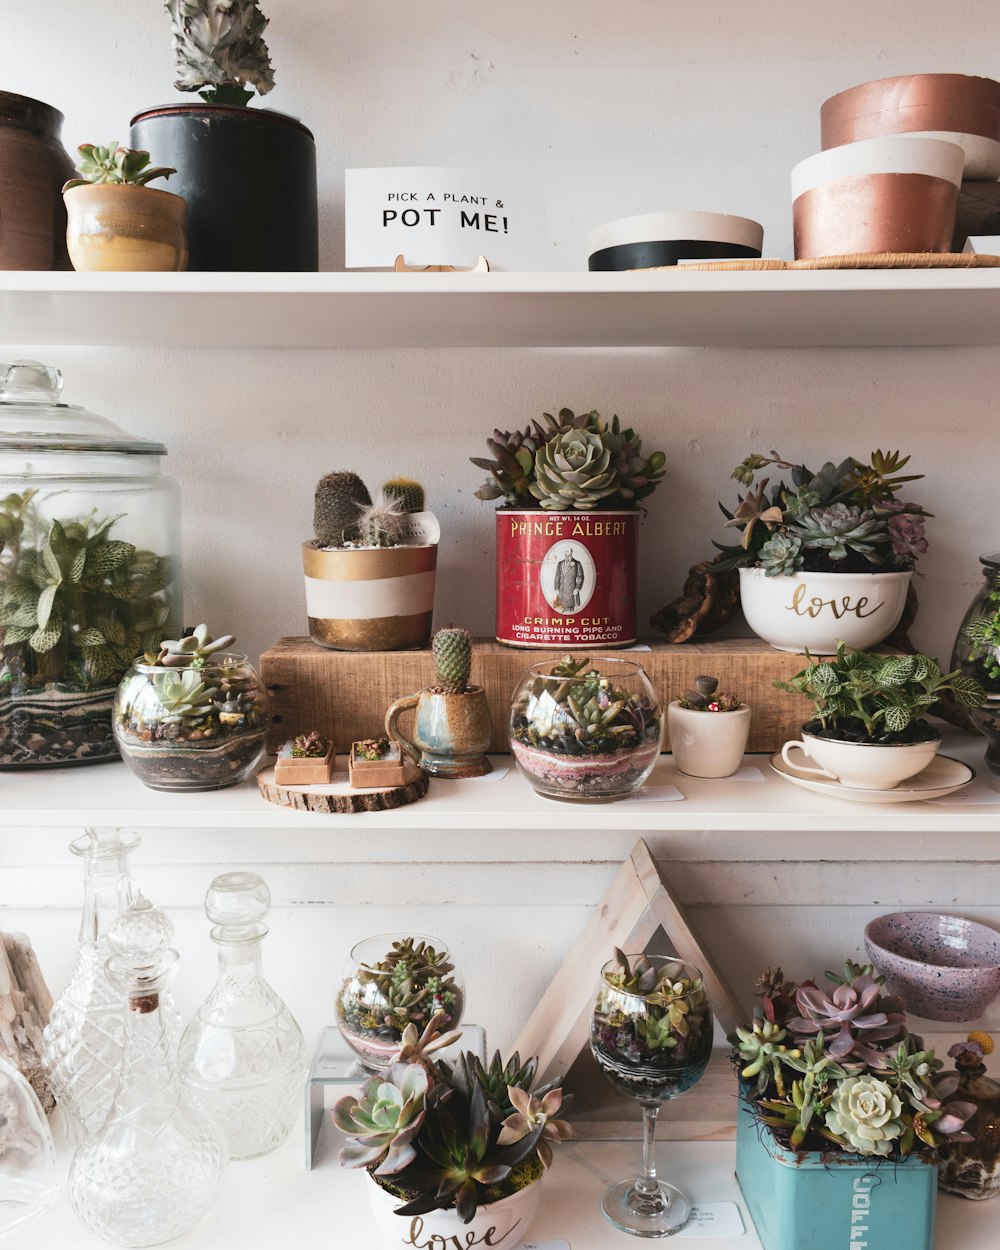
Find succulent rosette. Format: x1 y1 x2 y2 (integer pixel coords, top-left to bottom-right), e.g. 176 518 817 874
734 961 975 1158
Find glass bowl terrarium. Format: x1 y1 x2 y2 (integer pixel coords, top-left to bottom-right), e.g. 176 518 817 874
336 933 464 1073
114 624 269 791
951 552 1000 773
510 656 663 801
0 360 180 767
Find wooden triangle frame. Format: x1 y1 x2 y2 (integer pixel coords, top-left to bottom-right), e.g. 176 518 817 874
514 838 745 1087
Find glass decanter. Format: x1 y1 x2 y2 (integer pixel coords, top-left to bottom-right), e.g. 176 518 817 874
0 1054 59 1237
42 828 141 1141
179 872 306 1160
69 892 227 1247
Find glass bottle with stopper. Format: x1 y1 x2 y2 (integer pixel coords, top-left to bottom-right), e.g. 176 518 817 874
42 828 141 1141
179 871 306 1159
69 892 227 1247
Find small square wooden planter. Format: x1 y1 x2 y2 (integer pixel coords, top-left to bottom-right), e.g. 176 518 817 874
349 740 407 789
274 739 336 785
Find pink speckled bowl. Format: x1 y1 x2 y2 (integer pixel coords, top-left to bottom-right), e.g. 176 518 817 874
864 911 1000 1022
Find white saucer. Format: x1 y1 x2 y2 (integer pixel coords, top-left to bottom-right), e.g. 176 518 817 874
769 751 975 803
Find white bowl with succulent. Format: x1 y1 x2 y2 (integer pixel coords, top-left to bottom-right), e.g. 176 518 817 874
667 676 750 778
716 450 929 654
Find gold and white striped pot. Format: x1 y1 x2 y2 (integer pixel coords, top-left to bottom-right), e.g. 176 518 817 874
301 542 437 652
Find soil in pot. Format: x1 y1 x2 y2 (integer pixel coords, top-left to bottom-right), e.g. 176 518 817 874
0 682 118 767
116 727 266 791
804 717 940 746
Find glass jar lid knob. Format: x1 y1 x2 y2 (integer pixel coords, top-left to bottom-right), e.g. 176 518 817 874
0 360 63 404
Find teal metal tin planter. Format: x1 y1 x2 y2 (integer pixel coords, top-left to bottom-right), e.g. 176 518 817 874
735 1095 938 1250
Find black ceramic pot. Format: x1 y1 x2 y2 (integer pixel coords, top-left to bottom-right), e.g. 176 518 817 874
130 104 318 272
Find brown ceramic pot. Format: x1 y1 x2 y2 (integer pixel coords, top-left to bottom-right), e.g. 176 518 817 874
0 91 75 270
64 184 188 272
385 687 493 778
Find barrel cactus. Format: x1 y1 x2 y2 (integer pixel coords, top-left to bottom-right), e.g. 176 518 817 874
313 471 372 548
382 478 425 514
529 427 618 511
432 628 472 695
357 497 405 548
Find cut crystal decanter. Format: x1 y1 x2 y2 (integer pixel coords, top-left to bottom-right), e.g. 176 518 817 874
42 828 140 1141
68 892 227 1247
179 872 306 1160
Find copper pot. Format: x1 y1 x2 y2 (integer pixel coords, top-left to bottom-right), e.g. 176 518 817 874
0 91 75 270
822 74 1000 180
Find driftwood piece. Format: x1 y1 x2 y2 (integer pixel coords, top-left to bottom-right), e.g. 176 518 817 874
649 557 740 642
0 933 54 1114
256 762 429 813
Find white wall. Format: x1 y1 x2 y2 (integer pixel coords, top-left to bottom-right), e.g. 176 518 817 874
2 3 1000 1059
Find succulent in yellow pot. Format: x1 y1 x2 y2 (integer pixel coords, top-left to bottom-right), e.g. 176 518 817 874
63 142 187 272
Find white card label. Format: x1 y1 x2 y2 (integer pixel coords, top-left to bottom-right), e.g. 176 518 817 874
621 784 685 804
345 167 549 269
677 1203 746 1237
719 766 765 783
924 784 1000 806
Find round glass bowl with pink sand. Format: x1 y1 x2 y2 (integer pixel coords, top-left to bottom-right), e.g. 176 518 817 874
335 933 464 1073
510 656 663 802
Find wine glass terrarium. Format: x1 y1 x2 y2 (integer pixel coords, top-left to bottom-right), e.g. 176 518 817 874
590 952 713 1237
336 933 464 1074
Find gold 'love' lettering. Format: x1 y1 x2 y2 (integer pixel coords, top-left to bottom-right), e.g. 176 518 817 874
402 1214 523 1250
786 583 882 620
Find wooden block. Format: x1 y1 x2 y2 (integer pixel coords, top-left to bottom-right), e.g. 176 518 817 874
260 635 870 755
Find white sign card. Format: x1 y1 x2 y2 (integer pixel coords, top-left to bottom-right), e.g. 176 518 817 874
345 167 549 270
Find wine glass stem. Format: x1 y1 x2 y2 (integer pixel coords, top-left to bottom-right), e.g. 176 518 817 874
635 1103 662 1199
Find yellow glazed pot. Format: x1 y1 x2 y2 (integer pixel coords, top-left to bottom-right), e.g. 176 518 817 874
64 183 188 272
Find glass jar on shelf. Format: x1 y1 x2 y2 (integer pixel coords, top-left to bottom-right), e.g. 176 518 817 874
950 551 1000 773
179 872 306 1160
0 360 180 768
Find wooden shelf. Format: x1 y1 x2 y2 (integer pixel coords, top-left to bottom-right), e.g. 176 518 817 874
3 269 1000 348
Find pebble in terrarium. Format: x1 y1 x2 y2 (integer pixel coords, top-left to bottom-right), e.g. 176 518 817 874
69 892 227 1248
179 872 306 1160
336 933 464 1073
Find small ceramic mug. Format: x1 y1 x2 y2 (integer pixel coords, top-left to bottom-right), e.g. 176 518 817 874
780 733 940 791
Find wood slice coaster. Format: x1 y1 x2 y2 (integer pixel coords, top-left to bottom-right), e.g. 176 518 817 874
256 760 428 812
789 251 1000 269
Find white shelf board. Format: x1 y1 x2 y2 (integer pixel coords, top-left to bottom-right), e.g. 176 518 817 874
3 269 1000 348
3 728 1000 847
30 1114 991 1250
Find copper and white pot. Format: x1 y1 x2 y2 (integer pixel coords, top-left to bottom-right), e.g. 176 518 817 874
302 542 437 652
791 135 964 259
739 567 912 654
821 74 1000 181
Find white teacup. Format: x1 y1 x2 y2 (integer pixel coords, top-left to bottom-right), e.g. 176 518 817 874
780 729 940 791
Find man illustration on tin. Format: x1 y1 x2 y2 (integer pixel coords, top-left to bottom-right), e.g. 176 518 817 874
552 546 585 613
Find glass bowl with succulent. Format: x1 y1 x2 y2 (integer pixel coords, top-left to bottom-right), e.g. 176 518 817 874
334 1013 572 1248
590 952 713 1236
774 644 984 792
337 934 465 1074
734 963 976 1250
667 674 751 779
510 655 663 801
472 408 666 648
951 554 1000 773
113 624 269 791
715 449 930 653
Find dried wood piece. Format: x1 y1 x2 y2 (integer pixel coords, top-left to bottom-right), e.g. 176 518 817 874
256 762 429 813
0 932 54 1114
649 557 740 642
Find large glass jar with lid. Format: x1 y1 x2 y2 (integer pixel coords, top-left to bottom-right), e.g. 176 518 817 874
951 551 1000 772
0 359 180 767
